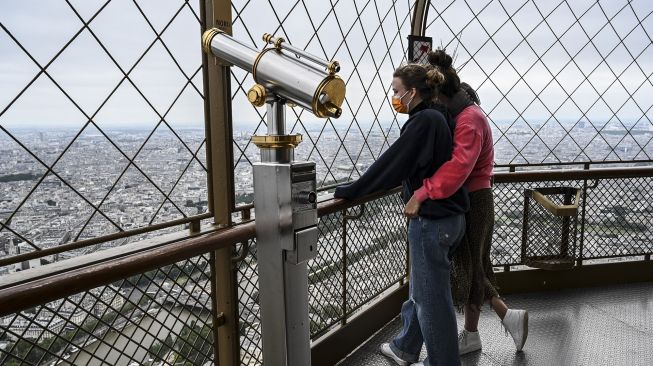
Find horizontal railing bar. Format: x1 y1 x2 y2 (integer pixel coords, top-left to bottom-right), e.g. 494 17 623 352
317 187 403 217
234 181 388 212
233 203 254 212
567 253 653 262
494 166 653 183
0 189 403 317
0 222 255 317
0 221 229 290
0 212 213 268
494 159 653 169
236 165 653 213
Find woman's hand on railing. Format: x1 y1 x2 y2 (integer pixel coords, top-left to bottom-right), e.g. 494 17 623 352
404 194 421 218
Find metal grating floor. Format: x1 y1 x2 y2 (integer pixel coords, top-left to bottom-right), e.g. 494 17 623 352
337 282 653 366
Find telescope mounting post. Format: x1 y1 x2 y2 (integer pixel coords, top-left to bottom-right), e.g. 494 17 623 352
253 93 317 366
202 28 345 365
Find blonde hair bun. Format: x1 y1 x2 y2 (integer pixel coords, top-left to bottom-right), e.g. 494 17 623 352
425 68 445 88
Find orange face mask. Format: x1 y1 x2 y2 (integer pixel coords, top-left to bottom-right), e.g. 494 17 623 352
391 90 412 114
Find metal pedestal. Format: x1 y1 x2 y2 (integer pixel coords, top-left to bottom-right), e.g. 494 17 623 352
253 101 318 366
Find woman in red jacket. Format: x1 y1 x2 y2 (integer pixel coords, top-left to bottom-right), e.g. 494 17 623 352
404 49 529 355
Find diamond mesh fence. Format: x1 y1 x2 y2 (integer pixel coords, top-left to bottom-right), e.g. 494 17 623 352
0 0 209 269
340 193 408 314
0 255 214 366
425 0 653 165
235 237 261 365
236 190 408 365
582 176 653 259
492 173 653 266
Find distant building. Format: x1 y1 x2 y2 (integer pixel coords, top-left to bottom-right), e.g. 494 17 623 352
7 239 45 274
1 315 64 340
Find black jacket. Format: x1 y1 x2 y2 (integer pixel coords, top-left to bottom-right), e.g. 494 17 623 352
334 102 469 219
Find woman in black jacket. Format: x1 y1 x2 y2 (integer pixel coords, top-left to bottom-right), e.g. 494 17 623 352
334 64 468 366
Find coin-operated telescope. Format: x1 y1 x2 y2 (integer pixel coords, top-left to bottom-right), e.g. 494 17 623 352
202 29 346 366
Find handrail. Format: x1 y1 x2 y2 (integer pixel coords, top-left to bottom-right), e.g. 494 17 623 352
317 187 403 216
493 166 653 183
494 159 653 169
0 223 254 317
0 212 214 268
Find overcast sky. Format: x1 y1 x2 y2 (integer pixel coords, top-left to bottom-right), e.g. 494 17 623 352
0 0 651 130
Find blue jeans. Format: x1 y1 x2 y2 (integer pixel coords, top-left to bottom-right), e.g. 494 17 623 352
390 214 465 366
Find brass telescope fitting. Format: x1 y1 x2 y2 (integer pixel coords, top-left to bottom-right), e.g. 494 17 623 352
311 76 345 118
327 60 341 75
262 32 341 75
262 33 285 50
247 84 267 107
201 28 223 54
275 37 285 49
251 134 303 149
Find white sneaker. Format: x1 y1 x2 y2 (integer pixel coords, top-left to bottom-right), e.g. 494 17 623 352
380 343 409 366
410 362 424 366
458 329 482 355
502 309 528 351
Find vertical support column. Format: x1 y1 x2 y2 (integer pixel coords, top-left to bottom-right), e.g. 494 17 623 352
577 163 591 266
200 1 238 365
411 0 431 37
521 191 531 265
560 191 572 258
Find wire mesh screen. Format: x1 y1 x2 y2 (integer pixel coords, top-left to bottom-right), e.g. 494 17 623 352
491 179 584 266
0 1 208 268
582 177 653 259
491 174 653 266
340 193 408 314
235 238 261 365
236 191 408 365
426 0 653 165
0 255 214 366
230 0 415 206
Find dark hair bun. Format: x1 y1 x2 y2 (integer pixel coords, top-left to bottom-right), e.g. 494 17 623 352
427 49 453 69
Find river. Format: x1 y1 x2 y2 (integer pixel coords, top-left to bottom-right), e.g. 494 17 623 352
62 306 211 366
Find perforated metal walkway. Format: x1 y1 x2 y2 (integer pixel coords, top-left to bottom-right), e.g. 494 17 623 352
338 282 653 366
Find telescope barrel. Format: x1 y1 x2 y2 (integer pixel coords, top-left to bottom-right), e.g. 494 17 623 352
202 29 345 119
203 30 259 73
